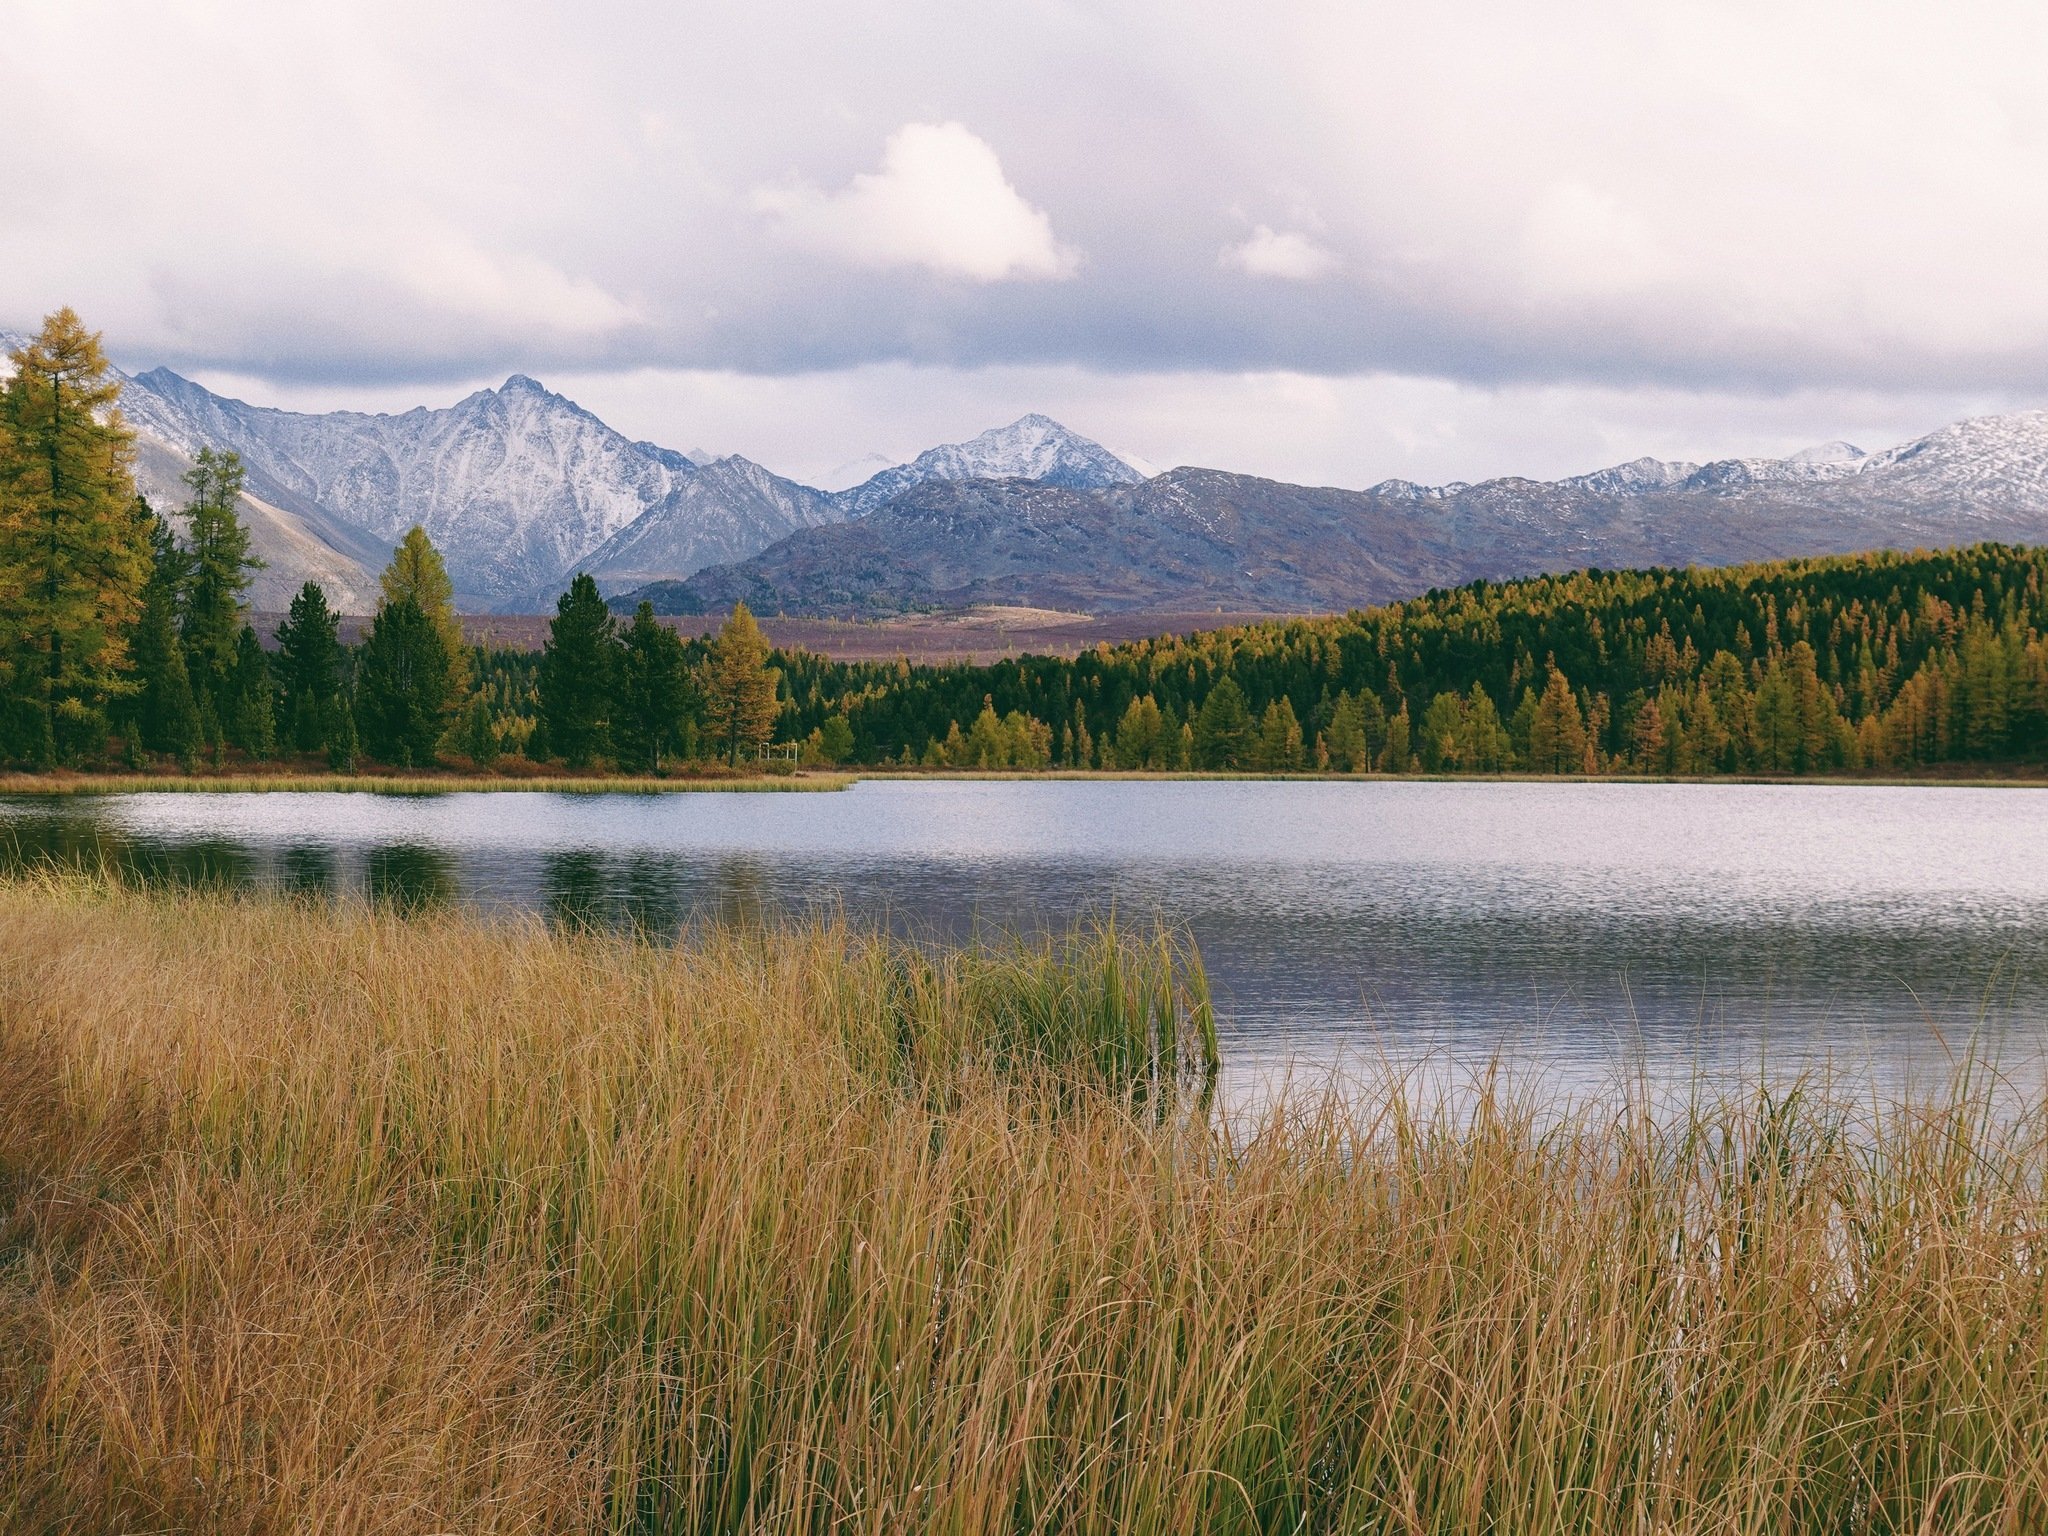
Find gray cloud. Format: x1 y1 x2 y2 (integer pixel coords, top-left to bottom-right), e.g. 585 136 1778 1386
7 0 2046 480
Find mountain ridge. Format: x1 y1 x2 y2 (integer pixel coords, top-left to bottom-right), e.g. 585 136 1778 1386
631 407 2048 618
11 325 2048 621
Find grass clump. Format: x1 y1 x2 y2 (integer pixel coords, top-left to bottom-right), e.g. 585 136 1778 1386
4 874 2048 1531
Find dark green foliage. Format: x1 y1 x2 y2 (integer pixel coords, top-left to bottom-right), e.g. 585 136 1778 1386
325 694 357 773
226 625 275 758
129 514 202 759
538 574 616 768
459 695 499 767
179 447 260 711
354 598 452 767
736 544 2048 776
614 601 691 773
275 582 343 753
524 713 553 764
1192 676 1254 769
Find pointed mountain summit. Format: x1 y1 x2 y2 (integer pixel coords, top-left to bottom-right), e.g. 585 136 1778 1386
832 414 1144 516
109 368 848 609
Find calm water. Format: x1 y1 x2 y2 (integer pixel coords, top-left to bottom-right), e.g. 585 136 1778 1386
6 780 2047 1100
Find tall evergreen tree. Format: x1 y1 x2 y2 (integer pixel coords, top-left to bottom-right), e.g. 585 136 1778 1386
1253 697 1304 771
226 624 276 757
0 309 149 764
275 581 343 752
129 525 202 761
539 574 618 768
1324 691 1368 772
355 598 451 767
1191 676 1253 769
614 600 691 773
380 526 465 687
701 602 781 765
180 446 259 712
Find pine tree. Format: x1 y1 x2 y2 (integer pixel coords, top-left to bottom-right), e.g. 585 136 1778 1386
1192 676 1253 769
0 309 150 764
129 510 202 759
379 526 465 688
355 598 451 767
459 694 499 767
226 625 275 757
325 694 357 773
614 600 690 773
701 602 780 766
539 574 618 768
275 581 343 753
180 447 260 713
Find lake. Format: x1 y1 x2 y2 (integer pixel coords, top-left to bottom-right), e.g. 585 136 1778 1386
6 780 2047 1104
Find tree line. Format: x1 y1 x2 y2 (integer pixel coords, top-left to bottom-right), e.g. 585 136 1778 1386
0 310 781 775
763 543 2048 775
13 307 2048 781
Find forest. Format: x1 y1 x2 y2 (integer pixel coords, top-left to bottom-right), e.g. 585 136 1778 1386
7 307 2048 780
763 542 2048 775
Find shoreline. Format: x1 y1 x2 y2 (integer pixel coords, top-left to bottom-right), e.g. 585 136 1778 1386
4 765 2048 794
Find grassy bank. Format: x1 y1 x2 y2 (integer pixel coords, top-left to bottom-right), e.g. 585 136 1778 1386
0 768 854 796
6 878 2048 1531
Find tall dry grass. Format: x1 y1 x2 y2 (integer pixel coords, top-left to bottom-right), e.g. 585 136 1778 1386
4 874 2048 1532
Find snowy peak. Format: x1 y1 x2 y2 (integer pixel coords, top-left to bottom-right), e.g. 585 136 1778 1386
1786 439 1866 466
109 366 850 609
832 414 1144 516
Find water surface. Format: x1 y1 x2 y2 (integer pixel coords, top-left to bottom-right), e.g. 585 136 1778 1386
6 781 2046 1101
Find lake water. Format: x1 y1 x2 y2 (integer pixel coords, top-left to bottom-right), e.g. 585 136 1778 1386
6 780 2048 1104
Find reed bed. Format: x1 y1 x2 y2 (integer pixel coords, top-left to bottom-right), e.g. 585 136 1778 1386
4 875 2048 1532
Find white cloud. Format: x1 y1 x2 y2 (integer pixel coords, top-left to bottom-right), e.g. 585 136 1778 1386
751 122 1078 283
1222 225 1338 281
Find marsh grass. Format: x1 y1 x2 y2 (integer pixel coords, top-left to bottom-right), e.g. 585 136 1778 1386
5 874 2048 1531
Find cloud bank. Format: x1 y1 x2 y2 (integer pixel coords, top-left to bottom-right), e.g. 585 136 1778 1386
6 0 2046 486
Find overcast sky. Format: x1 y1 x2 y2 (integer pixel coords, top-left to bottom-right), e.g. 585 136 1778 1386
7 0 2045 487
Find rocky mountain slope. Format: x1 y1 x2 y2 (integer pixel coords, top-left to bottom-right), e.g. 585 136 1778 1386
634 409 2048 617
115 369 841 609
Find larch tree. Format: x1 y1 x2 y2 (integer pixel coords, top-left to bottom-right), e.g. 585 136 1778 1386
1528 667 1591 774
379 526 465 685
0 309 149 764
701 601 780 765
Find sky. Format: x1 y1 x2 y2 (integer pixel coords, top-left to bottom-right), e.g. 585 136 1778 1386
6 0 2047 488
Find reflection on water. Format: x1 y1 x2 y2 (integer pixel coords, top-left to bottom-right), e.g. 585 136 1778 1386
6 780 2048 1101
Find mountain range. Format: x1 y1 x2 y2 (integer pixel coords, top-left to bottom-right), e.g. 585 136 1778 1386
7 327 2048 619
636 412 2048 618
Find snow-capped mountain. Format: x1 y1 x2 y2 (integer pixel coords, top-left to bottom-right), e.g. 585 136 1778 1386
831 414 1144 516
578 454 838 601
637 407 2048 618
114 369 844 609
